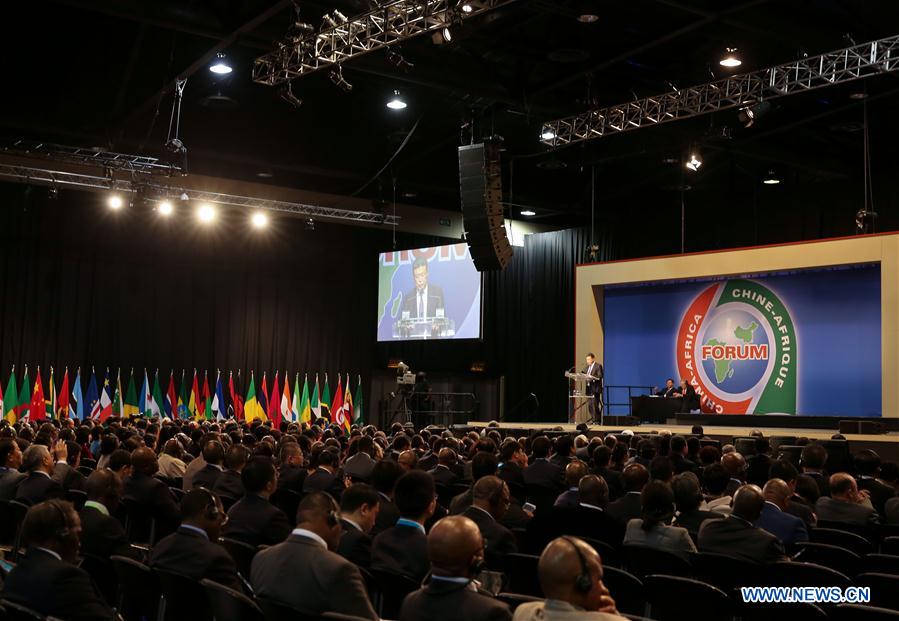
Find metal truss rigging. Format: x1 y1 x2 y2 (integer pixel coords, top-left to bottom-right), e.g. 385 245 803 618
540 34 899 148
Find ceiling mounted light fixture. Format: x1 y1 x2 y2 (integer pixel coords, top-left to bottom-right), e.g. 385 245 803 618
737 100 772 128
685 152 703 172
197 203 216 223
719 47 742 68
251 211 269 228
158 200 174 216
461 2 473 13
386 90 407 110
540 128 556 141
520 209 536 216
762 170 781 185
107 193 124 210
209 52 233 75
328 66 353 93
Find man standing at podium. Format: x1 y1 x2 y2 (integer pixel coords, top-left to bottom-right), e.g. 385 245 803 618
583 353 603 421
402 257 446 319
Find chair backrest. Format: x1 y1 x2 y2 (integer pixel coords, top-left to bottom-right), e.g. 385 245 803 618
815 520 877 544
0 501 28 555
820 440 851 474
600 566 644 615
66 489 87 511
494 593 541 612
270 489 303 525
833 603 899 621
692 552 765 591
121 497 157 546
622 545 691 579
79 553 117 605
856 573 899 610
733 438 757 456
767 560 852 589
776 446 803 468
218 495 238 513
882 535 899 555
580 537 620 568
255 597 318 621
369 568 421 619
76 465 95 477
110 555 161 619
321 613 380 621
769 436 798 452
0 599 45 621
200 578 264 621
810 527 873 556
865 553 899 575
793 542 861 577
220 537 259 579
643 574 730 621
499 553 542 597
81 458 98 469
155 568 211 621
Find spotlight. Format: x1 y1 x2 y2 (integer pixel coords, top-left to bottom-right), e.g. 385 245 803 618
47 187 59 200
107 194 124 210
432 27 452 44
386 90 407 110
737 101 771 128
331 9 348 23
304 218 315 231
386 48 414 71
328 66 353 93
520 209 536 217
158 200 174 216
251 211 269 228
288 21 315 40
197 203 216 223
719 47 742 68
540 128 556 141
685 153 703 171
209 52 233 75
279 82 303 108
321 14 339 28
762 170 781 185
461 3 473 13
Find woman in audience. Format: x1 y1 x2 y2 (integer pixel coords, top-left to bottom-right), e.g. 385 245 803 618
623 480 697 561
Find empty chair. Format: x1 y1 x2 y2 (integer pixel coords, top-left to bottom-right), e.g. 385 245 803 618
766 561 852 589
692 552 765 592
169 487 185 502
601 566 644 616
81 458 97 470
155 568 211 621
0 599 44 621
201 578 264 621
833 604 899 621
810 527 873 556
856 573 899 610
580 537 620 568
865 553 899 575
76 465 94 477
501 553 542 597
644 575 730 621
495 593 542 612
369 568 420 619
739 602 828 621
793 542 861 577
220 538 258 579
882 535 899 555
733 438 757 456
110 555 162 621
622 545 691 579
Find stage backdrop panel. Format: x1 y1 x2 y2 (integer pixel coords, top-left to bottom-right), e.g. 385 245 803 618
604 265 881 417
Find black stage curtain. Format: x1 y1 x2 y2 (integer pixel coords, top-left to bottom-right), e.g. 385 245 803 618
0 183 612 421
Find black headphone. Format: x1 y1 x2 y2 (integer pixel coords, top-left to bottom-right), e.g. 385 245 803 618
49 500 72 539
195 487 221 520
561 536 593 594
469 556 487 578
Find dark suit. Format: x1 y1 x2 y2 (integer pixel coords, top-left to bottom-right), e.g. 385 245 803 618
804 471 830 497
755 501 808 546
79 504 140 560
14 471 63 505
461 507 517 570
401 284 446 319
372 493 400 536
53 463 86 493
430 464 459 486
252 533 377 620
123 471 181 536
344 453 376 482
677 384 699 412
149 525 243 592
786 495 816 529
697 515 787 564
277 464 307 493
606 492 643 526
857 476 896 517
523 459 564 490
746 454 773 487
592 466 624 501
669 454 699 475
338 518 372 569
400 578 512 621
449 487 474 515
582 362 603 420
656 385 677 397
212 470 244 500
418 452 438 472
552 504 626 549
815 496 879 527
223 494 291 547
371 522 430 581
303 467 345 500
0 467 26 501
1 547 115 620
673 509 722 536
191 464 225 491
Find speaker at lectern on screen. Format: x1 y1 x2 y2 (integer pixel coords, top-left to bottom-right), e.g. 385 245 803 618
377 243 482 341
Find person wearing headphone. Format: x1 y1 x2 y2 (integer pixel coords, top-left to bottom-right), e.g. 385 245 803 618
399 515 512 621
512 536 626 621
148 487 243 593
1 499 115 620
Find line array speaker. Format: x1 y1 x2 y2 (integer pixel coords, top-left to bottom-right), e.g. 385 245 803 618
458 139 513 271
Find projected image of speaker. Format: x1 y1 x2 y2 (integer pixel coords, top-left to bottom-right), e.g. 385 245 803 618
458 139 513 271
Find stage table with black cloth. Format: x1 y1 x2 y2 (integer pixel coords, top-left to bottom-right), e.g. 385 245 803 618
631 395 684 423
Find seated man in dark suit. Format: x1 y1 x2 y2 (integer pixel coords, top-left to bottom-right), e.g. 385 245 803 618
768 460 816 528
462 476 517 570
251 492 378 620
546 475 625 551
337 483 381 569
191 439 226 490
55 441 86 493
523 436 564 491
400 515 512 621
212 443 249 501
550 436 575 469
606 464 649 525
344 436 377 482
15 443 64 505
746 437 774 487
854 449 896 517
149 488 243 592
123 447 181 538
554 460 588 508
450 452 498 515
303 447 346 500
815 472 880 527
371 459 403 536
0 437 26 501
430 448 460 486
800 443 830 497
80 469 139 560
668 436 698 475
371 470 436 581
698 484 787 564
755 478 808 547
223 457 290 546
591 446 624 501
277 442 306 493
671 472 721 536
1 499 115 620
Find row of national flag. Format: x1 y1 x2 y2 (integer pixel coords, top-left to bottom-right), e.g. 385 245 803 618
0 366 362 431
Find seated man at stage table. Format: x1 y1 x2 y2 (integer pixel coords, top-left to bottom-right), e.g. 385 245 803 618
655 379 677 398
673 379 700 412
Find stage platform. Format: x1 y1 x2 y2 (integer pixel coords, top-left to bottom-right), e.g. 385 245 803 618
463 422 899 461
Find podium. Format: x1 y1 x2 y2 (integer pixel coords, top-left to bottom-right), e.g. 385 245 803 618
392 316 456 339
564 370 601 425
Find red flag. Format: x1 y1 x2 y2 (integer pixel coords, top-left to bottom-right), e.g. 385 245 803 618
190 370 200 419
229 371 242 420
166 371 177 420
270 372 282 430
30 367 46 421
261 372 270 418
57 368 70 421
331 374 344 426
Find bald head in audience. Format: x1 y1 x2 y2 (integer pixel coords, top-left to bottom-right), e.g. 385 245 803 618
428 515 485 579
537 536 619 615
398 449 418 471
732 484 765 522
578 474 609 509
722 452 746 481
762 478 791 510
131 447 159 476
829 472 863 503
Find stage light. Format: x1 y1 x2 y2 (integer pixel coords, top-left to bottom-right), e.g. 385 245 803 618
540 128 556 140
328 66 353 93
386 48 414 71
386 90 407 110
432 27 452 44
685 153 703 171
461 3 473 13
197 203 216 223
279 82 303 108
209 53 233 75
251 211 269 228
737 101 771 128
305 218 315 231
762 170 781 185
719 47 742 68
107 194 124 210
158 200 174 216
331 10 348 23
520 209 536 216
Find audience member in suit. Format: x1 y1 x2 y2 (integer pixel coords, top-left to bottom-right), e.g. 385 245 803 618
371 470 436 581
606 464 649 525
524 436 565 490
513 536 628 621
0 437 26 501
107 449 133 481
212 444 249 501
80 469 139 560
123 447 181 537
15 443 64 505
698 484 787 564
462 476 517 569
303 448 346 500
251 492 378 620
552 475 625 550
671 472 721 536
157 439 188 479
344 436 377 482
1 499 115 620
54 441 86 492
668 436 698 475
181 450 206 491
430 448 460 486
800 443 830 497
854 449 895 516
814 472 879 527
149 487 243 592
450 452 499 515
755 478 808 547
591 446 623 501
885 495 899 524
222 457 291 546
498 442 527 494
555 460 589 508
398 449 419 472
277 442 307 493
746 438 774 487
337 483 380 569
703 463 733 516
623 480 696 562
371 459 403 535
400 515 512 621
721 452 747 498
768 460 816 528
550 436 575 469
191 440 226 490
